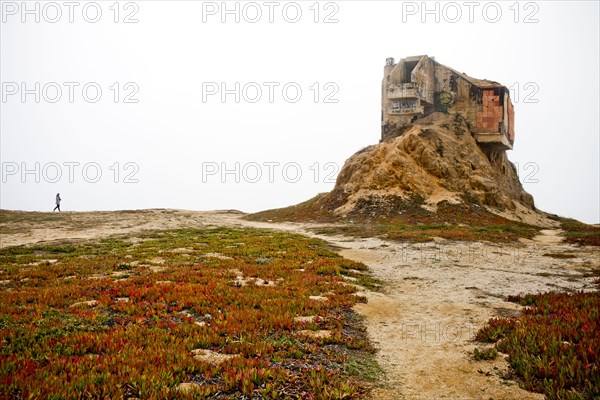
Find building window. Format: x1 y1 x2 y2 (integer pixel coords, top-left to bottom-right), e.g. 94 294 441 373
391 99 417 112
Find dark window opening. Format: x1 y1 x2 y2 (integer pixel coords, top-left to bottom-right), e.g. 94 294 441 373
402 61 419 83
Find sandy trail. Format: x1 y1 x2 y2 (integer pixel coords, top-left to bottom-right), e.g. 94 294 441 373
2 210 598 399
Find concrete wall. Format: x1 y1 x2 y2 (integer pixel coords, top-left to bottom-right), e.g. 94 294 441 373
412 56 435 105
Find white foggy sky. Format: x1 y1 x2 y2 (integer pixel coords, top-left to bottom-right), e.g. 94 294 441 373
1 1 599 223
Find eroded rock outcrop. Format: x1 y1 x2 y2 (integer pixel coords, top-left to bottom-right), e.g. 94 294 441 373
323 112 534 217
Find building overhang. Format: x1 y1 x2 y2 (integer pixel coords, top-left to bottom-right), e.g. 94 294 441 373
475 132 513 151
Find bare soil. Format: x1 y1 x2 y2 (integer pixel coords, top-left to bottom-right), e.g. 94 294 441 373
2 209 598 399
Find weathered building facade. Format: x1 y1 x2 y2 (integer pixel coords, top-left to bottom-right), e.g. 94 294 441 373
382 55 515 150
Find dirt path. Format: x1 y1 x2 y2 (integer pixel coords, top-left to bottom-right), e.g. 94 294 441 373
2 210 598 399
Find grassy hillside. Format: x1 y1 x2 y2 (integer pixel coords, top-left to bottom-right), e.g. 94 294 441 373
552 216 600 246
247 194 542 243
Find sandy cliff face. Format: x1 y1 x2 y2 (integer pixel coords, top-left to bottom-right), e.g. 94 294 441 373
325 112 535 217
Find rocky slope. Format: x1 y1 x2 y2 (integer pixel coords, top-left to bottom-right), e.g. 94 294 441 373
321 112 540 221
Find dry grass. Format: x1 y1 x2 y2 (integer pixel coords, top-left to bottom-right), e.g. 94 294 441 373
550 216 600 246
247 194 540 243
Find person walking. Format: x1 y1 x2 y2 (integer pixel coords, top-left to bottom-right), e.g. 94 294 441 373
53 193 61 212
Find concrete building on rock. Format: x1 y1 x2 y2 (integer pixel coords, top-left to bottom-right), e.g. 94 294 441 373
382 55 515 151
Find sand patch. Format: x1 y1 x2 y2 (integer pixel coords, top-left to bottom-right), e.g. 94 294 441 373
148 265 167 273
294 316 318 323
298 330 332 339
176 382 198 393
168 247 192 253
191 349 238 365
533 229 565 244
70 300 98 308
204 253 233 260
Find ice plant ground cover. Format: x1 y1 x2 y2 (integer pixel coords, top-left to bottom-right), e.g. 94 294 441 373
0 227 381 399
475 291 600 400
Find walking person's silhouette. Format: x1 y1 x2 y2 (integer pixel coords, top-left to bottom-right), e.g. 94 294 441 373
53 193 61 212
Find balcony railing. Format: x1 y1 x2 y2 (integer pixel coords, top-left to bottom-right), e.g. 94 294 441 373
387 82 421 100
389 100 423 115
